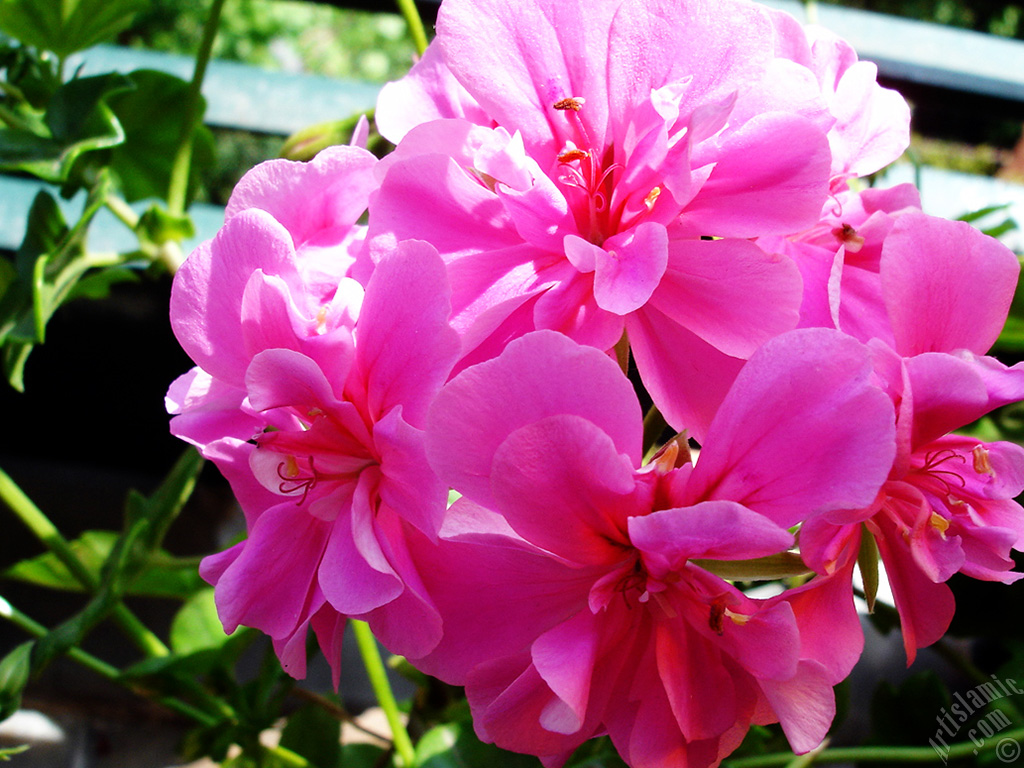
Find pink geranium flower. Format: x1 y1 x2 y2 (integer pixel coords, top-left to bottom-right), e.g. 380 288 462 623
369 0 904 438
167 149 460 680
781 205 1024 661
412 329 895 767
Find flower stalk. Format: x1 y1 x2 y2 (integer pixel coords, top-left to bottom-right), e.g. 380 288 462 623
352 620 416 768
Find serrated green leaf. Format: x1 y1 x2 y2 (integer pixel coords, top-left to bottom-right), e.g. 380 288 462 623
280 704 341 768
0 0 148 59
0 641 33 721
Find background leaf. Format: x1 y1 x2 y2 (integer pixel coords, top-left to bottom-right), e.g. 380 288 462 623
0 0 149 59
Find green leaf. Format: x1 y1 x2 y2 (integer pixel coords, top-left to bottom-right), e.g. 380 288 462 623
280 704 341 768
339 743 388 768
171 589 230 656
0 0 148 59
3 529 206 598
0 641 33 721
0 73 133 184
65 266 140 301
0 745 30 761
414 722 540 768
105 70 214 204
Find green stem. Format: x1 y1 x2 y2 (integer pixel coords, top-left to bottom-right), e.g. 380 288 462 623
352 620 416 768
104 194 140 230
0 593 216 726
167 0 227 216
263 744 314 767
395 0 429 56
802 0 819 25
725 727 1024 765
0 466 169 659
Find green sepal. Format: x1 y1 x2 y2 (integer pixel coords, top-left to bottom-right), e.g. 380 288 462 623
692 552 811 582
857 523 880 614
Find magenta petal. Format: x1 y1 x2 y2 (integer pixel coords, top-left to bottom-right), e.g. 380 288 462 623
882 212 1019 356
226 144 377 249
245 348 338 414
375 42 489 144
591 222 669 315
355 240 460 426
688 328 896 527
407 501 600 683
318 473 403 615
437 0 615 156
655 616 737 740
904 352 1024 448
373 407 447 539
311 605 346 690
171 209 298 387
626 305 746 441
760 660 834 754
650 237 802 359
531 610 601 734
629 501 793 566
684 113 830 237
214 503 330 636
491 414 640 562
427 331 643 508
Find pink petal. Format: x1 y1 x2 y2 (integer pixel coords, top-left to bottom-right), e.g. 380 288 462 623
214 502 330 636
225 145 377 250
355 239 460 426
625 304 746 441
629 501 793 566
436 0 616 158
171 210 298 387
882 212 1019 356
427 331 642 508
683 113 830 237
649 237 802 359
375 42 490 143
531 610 602 734
590 222 669 315
688 328 896 527
318 472 403 615
491 414 641 562
760 660 834 754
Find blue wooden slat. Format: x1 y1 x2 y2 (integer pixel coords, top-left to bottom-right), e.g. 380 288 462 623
65 45 382 136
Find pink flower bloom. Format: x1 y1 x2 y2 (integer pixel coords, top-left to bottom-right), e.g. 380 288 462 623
167 151 460 679
781 204 1024 661
369 0 897 438
412 329 895 767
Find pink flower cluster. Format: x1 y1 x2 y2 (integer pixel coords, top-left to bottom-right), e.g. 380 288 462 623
167 0 1024 765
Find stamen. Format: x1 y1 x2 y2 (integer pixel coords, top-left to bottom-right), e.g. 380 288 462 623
644 187 662 212
276 456 318 505
930 511 950 539
832 223 865 253
973 445 996 477
724 608 750 626
315 305 329 335
558 148 589 163
553 97 585 112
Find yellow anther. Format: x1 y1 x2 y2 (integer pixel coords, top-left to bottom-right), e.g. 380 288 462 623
973 445 995 476
930 511 950 539
644 186 662 212
725 608 750 626
282 455 300 479
315 305 329 335
558 148 589 163
553 97 584 112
